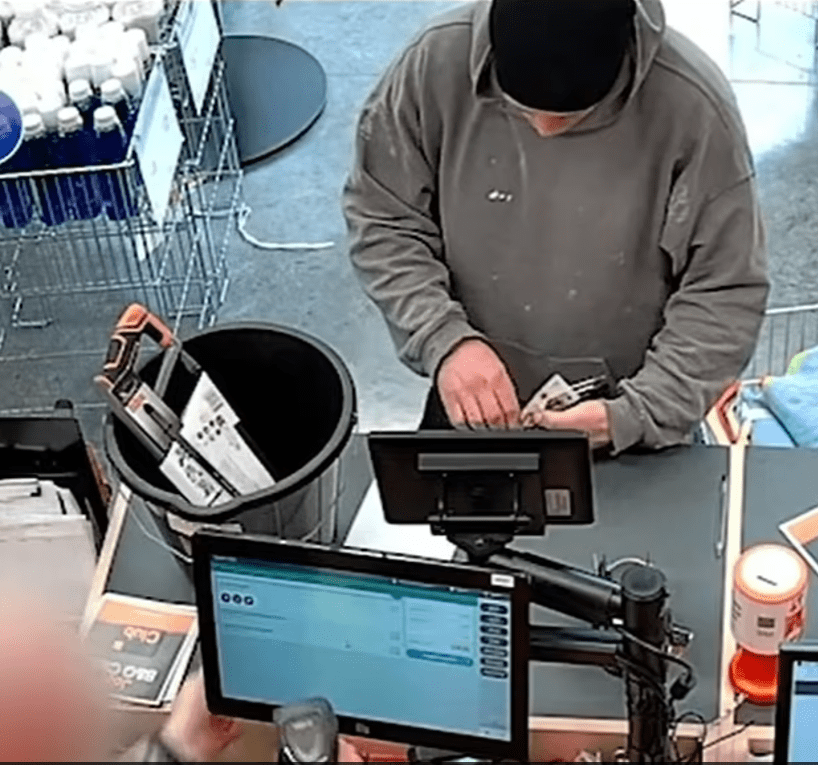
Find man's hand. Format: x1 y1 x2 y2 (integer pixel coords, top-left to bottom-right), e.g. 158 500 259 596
160 669 242 762
525 399 612 449
437 339 521 429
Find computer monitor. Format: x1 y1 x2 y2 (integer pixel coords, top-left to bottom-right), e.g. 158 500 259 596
774 642 818 762
368 431 594 536
193 530 530 761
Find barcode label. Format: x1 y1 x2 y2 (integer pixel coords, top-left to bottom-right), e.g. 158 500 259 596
545 489 572 517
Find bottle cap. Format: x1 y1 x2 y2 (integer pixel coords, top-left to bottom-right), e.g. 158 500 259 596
23 111 46 139
100 77 125 103
68 77 93 104
0 45 24 70
23 30 50 51
93 103 118 131
57 105 83 133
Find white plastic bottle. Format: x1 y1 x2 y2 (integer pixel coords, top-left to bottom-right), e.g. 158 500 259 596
122 25 147 68
0 44 24 71
57 0 109 40
89 44 114 86
110 55 141 99
112 0 163 44
8 2 59 45
38 88 64 131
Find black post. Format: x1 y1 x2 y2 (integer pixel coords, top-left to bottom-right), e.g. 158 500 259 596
620 565 670 762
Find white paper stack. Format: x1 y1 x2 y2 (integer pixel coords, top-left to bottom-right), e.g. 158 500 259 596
0 478 96 628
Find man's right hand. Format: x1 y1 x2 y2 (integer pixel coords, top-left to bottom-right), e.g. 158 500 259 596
436 339 521 429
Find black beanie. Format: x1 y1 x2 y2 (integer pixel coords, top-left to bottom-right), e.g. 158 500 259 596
490 0 636 113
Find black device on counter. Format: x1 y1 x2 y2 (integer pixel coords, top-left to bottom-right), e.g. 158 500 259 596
192 531 531 762
368 431 593 560
774 642 818 762
368 431 696 763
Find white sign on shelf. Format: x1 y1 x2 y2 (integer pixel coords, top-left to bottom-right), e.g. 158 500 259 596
177 0 220 114
133 64 184 227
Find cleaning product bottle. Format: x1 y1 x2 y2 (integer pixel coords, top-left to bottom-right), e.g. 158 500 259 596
50 104 101 219
68 77 97 130
99 76 133 135
93 103 135 219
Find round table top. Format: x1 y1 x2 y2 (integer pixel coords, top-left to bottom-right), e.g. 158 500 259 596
222 35 328 165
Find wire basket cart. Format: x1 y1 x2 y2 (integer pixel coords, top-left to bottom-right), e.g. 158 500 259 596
0 0 241 417
743 303 818 379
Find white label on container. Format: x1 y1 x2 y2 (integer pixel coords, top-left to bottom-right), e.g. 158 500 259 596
160 441 228 507
179 373 276 496
177 0 220 114
491 574 514 589
133 64 183 226
545 488 572 518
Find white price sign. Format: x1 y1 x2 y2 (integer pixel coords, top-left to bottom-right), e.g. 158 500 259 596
133 65 184 226
177 0 220 114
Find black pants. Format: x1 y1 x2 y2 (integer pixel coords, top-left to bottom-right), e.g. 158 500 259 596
419 385 455 430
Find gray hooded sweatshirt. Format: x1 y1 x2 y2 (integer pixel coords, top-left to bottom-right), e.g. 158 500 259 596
342 0 769 453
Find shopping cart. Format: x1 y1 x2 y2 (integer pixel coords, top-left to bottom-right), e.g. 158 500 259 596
743 303 818 379
0 0 242 419
704 304 818 446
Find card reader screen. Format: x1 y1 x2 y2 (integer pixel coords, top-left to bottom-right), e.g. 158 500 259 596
787 658 818 762
210 555 513 741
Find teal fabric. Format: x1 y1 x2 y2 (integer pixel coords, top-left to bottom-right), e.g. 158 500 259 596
762 346 818 448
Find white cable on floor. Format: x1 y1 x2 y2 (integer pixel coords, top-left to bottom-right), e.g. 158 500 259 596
236 203 336 251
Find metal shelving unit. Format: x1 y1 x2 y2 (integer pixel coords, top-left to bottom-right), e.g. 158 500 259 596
0 0 241 415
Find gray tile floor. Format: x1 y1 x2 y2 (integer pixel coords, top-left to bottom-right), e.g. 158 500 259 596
2 1 818 447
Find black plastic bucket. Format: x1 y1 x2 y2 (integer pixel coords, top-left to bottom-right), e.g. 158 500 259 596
104 323 356 542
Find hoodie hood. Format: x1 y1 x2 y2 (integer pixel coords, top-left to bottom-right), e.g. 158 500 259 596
470 0 666 132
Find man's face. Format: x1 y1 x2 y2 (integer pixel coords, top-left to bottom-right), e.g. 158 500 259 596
501 90 595 138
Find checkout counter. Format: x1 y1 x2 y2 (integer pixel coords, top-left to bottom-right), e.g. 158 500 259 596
85 433 818 762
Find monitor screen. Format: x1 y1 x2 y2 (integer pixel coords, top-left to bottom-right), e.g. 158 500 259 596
775 643 818 762
193 532 530 760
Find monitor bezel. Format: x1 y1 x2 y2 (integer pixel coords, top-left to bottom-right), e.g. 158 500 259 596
192 530 531 761
368 430 594 529
774 641 818 762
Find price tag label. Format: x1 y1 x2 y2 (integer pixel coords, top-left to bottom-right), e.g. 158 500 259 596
133 65 184 225
177 0 220 114
0 92 24 166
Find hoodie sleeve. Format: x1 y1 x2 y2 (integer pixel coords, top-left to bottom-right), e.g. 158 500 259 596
606 144 769 453
342 44 485 379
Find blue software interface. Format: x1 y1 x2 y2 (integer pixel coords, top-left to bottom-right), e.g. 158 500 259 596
788 659 818 762
210 556 513 741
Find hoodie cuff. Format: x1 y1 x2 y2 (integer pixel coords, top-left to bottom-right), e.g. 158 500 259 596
605 395 645 455
421 319 486 381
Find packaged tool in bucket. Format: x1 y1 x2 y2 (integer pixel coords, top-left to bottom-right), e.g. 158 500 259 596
95 304 276 507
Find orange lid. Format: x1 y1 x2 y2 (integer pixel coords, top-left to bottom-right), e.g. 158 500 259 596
729 648 779 705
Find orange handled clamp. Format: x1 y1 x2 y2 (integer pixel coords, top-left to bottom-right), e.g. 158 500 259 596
98 303 176 392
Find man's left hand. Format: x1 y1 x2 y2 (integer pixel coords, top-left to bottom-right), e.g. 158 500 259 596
524 400 612 449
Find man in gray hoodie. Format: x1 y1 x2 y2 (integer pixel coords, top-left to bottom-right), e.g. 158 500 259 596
343 0 769 454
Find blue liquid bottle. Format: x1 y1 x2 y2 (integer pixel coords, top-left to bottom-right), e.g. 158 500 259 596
100 78 135 137
50 106 102 221
94 105 137 220
68 78 99 132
